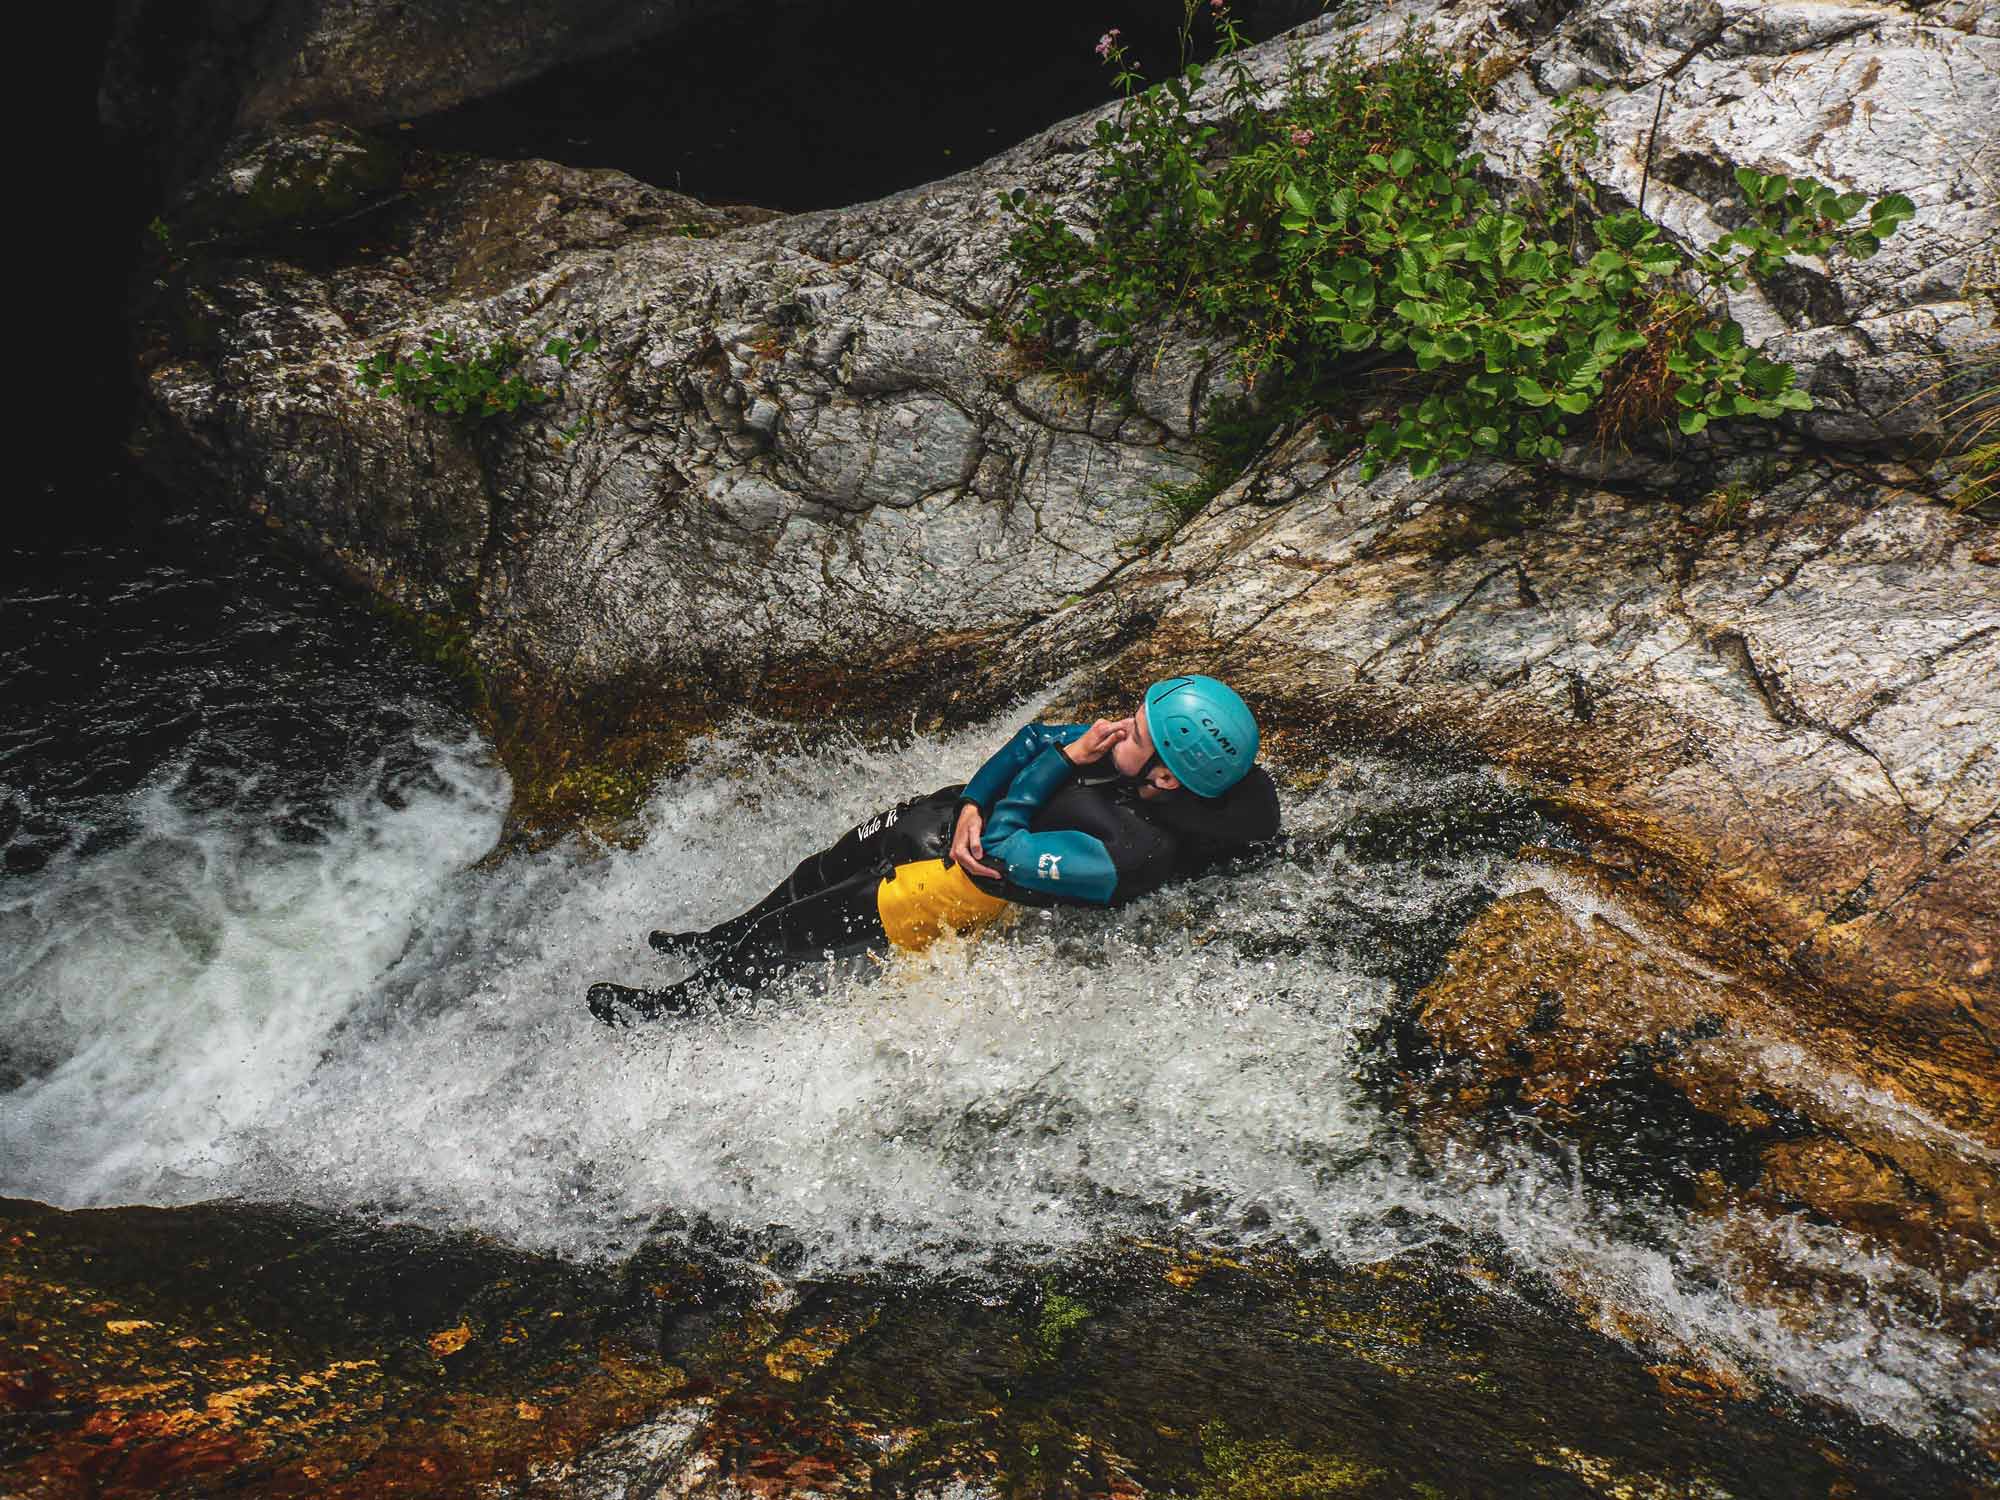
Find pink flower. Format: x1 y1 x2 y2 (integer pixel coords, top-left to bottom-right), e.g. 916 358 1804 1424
1290 127 1316 148
1095 28 1121 59
1211 0 1227 11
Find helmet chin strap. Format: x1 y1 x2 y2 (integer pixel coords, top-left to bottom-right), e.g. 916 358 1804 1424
1117 752 1166 788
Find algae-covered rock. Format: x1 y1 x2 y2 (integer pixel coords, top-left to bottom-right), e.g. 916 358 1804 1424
8 1197 1986 1497
1407 874 1998 1287
0 1197 691 1497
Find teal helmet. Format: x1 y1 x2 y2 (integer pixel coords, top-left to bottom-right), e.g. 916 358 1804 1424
1143 675 1260 798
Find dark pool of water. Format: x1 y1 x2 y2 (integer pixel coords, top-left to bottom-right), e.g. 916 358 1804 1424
0 477 473 879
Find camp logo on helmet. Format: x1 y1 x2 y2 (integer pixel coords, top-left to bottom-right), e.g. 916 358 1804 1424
1200 715 1237 755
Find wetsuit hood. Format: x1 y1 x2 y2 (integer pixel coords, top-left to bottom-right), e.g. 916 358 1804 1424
1142 762 1280 845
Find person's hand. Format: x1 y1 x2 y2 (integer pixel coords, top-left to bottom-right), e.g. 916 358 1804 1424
950 803 1000 879
1061 718 1128 766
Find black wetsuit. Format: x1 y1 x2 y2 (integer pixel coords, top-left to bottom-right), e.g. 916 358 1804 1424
587 726 1281 1024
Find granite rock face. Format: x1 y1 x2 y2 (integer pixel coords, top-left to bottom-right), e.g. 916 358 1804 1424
136 0 1997 1293
137 0 1999 685
141 135 1199 701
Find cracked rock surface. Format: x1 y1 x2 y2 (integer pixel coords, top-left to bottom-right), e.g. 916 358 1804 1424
1003 425 1997 1155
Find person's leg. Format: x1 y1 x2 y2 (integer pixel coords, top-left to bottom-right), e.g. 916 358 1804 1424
650 787 961 954
595 866 890 1025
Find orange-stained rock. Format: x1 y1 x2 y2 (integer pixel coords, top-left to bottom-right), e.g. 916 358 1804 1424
1408 871 1998 1285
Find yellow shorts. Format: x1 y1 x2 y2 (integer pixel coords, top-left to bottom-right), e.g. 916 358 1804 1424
875 860 1013 953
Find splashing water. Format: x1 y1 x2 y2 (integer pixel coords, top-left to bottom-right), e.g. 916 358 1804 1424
3 703 1994 1454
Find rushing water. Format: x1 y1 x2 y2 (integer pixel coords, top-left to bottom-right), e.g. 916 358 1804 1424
1 502 1994 1469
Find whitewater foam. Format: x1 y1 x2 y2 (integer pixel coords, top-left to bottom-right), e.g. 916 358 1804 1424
2 707 1992 1450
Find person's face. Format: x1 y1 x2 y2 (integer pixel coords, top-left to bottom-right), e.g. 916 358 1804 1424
1109 703 1181 794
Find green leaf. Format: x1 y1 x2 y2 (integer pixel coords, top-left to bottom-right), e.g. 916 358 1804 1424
1870 192 1916 230
1744 361 1790 397
1847 232 1882 260
1514 376 1553 406
1333 256 1372 283
1508 249 1551 282
1553 392 1591 414
1284 182 1315 218
1361 183 1398 214
1410 452 1442 479
1679 410 1709 434
1390 147 1417 177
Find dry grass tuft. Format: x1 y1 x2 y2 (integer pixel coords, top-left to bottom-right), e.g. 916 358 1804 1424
1938 356 1999 516
1593 291 1701 452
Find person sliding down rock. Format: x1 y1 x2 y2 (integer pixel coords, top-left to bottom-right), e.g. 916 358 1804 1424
586 676 1281 1025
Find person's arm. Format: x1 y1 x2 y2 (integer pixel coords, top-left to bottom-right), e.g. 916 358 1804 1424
951 721 1089 879
957 722 1089 815
979 721 1167 906
980 746 1118 903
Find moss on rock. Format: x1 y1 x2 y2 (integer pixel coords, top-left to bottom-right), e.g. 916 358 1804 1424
172 125 405 244
4 1202 1990 1497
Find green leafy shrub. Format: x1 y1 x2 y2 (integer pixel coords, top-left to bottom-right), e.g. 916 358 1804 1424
1002 9 1915 484
356 331 599 424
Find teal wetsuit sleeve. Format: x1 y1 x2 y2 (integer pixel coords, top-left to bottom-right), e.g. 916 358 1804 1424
959 723 1088 814
981 746 1119 904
